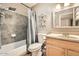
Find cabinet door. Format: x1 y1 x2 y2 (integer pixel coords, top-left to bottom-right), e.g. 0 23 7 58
46 44 65 56
68 50 79 56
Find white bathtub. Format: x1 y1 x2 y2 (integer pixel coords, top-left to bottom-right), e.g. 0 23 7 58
0 33 47 56
0 40 27 56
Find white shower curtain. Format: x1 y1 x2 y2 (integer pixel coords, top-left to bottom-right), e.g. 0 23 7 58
27 9 38 51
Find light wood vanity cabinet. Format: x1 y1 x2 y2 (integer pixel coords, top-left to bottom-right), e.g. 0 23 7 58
46 37 79 56
46 45 65 56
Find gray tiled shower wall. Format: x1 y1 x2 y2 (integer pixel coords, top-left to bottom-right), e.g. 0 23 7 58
0 9 28 45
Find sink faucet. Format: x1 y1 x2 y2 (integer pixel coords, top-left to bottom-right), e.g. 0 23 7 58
62 33 69 37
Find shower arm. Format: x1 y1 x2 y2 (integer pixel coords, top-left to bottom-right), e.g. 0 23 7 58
0 12 4 17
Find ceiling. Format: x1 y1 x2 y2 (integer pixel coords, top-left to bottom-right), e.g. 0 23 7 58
23 3 37 8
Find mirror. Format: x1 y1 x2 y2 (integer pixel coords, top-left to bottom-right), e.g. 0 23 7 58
60 13 73 26
54 7 74 28
75 7 79 26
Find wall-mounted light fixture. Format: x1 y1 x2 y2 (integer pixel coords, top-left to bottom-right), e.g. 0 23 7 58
64 3 70 7
56 4 61 10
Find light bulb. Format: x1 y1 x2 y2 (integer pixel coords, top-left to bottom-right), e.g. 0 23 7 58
64 3 70 6
56 4 61 10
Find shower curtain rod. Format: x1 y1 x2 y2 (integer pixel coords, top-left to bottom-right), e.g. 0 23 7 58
20 3 31 9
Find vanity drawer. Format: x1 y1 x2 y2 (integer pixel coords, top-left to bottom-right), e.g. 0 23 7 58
46 37 79 52
68 49 79 56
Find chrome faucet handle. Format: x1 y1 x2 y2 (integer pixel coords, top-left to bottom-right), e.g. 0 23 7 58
62 33 69 37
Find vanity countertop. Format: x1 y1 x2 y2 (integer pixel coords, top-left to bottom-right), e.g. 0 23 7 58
46 33 79 43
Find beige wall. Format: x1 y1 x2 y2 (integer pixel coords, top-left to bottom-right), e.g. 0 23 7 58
0 3 28 16
32 3 64 33
32 3 62 33
32 3 79 35
32 3 55 33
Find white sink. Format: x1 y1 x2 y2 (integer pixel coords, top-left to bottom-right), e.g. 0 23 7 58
68 35 79 40
47 33 63 37
47 33 79 40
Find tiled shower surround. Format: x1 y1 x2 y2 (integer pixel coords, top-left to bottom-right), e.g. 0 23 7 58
0 9 28 46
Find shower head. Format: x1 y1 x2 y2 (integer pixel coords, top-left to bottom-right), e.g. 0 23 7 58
0 12 5 17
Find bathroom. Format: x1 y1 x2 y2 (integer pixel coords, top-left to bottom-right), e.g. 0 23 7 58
0 3 79 56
